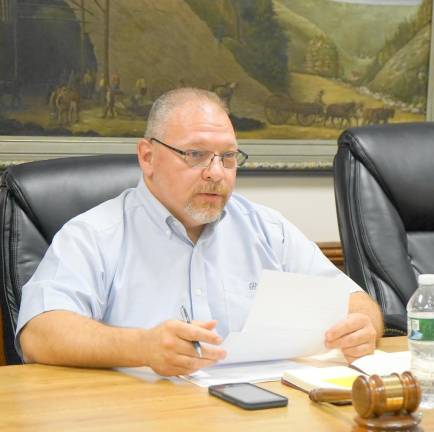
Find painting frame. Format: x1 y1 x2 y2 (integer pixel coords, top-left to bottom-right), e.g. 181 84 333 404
0 1 433 173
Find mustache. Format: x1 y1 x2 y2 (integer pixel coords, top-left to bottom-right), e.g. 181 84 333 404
193 183 229 195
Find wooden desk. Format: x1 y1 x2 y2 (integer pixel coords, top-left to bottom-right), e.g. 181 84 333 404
0 337 432 431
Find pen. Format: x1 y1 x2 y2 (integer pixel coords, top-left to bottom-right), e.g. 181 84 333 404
180 305 202 358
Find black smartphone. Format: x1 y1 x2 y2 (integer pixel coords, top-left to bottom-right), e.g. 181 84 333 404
208 382 288 410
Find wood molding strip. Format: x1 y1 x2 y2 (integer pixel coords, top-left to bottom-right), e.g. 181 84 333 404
0 307 5 366
317 242 344 270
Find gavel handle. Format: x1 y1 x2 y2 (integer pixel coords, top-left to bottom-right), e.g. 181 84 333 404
309 388 352 404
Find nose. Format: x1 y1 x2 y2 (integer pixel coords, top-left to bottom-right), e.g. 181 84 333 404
202 154 225 181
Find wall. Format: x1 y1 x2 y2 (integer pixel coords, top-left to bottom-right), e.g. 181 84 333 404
235 174 339 242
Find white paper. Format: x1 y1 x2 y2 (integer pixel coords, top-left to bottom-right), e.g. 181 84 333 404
181 359 302 388
309 348 383 363
116 366 186 384
219 270 350 364
351 351 411 376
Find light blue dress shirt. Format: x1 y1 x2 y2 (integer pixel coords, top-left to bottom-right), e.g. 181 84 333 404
16 176 361 355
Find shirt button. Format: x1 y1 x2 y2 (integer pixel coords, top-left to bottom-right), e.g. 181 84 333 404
195 289 202 296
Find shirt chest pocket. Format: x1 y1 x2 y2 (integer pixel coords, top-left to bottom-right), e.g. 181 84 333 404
222 275 258 333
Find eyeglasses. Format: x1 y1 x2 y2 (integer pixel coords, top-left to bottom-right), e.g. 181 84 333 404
150 137 248 169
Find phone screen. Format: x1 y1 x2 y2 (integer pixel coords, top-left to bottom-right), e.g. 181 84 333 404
219 384 286 403
209 383 288 409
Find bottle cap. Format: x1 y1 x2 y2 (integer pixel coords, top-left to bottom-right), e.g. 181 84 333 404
418 274 434 285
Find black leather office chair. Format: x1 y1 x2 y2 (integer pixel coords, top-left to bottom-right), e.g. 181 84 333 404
334 122 434 336
0 155 141 364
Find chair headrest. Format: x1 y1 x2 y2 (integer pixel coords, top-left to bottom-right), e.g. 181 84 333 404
3 154 141 242
338 122 434 230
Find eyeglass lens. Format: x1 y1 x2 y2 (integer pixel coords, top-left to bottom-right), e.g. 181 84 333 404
185 151 245 168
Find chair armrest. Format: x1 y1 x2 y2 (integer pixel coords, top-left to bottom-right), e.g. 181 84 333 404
384 314 407 337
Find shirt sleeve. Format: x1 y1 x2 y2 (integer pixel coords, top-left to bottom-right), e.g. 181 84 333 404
278 214 362 294
15 219 109 357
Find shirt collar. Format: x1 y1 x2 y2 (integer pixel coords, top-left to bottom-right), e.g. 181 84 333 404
135 176 173 230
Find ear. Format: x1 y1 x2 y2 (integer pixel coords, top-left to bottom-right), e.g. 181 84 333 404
137 138 154 177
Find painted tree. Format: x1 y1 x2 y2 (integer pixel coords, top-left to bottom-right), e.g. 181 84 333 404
363 0 431 85
229 0 288 91
416 0 432 28
186 0 288 92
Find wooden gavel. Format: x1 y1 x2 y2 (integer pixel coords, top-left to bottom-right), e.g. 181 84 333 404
309 372 422 430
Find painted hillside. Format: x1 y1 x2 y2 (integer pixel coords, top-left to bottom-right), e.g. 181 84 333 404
71 0 271 120
369 24 430 107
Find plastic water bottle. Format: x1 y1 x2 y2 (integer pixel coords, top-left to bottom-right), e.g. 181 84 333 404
407 273 434 409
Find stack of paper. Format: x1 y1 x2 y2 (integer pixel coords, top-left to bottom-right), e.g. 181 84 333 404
280 351 411 393
351 351 410 375
282 366 361 392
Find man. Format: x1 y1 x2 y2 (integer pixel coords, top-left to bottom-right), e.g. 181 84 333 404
17 88 383 377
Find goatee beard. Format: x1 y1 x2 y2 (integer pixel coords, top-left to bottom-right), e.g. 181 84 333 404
185 183 229 224
185 203 223 224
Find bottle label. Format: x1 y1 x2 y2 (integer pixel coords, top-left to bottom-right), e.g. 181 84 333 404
408 318 434 341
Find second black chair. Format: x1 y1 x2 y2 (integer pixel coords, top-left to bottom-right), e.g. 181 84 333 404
334 122 434 335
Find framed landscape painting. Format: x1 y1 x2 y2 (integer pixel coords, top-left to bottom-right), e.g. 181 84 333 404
0 0 433 171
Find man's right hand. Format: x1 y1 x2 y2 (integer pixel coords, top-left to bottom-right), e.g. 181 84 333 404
143 319 226 376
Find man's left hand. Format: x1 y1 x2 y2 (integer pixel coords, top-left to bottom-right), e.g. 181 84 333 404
324 313 377 363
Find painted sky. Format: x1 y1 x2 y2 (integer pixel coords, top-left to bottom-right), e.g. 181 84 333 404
329 0 421 5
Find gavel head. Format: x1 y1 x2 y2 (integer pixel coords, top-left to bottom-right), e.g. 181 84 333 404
352 371 421 418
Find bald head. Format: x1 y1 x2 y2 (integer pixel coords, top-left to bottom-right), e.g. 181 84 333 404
145 87 229 140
